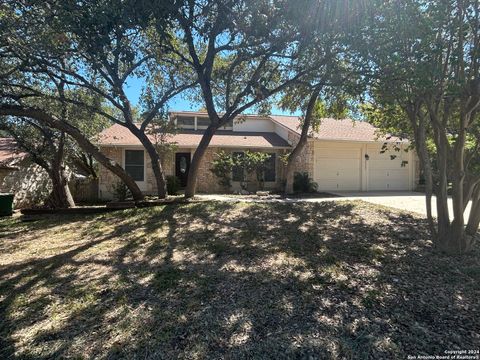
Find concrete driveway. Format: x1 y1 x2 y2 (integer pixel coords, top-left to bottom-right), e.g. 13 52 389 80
330 191 472 219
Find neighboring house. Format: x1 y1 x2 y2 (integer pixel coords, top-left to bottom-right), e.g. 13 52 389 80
97 111 419 199
0 138 50 208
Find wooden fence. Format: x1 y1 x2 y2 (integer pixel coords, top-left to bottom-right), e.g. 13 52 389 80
70 177 99 203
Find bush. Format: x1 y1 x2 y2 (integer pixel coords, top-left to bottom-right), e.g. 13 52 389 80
210 151 235 189
112 181 131 201
166 175 181 195
293 172 318 193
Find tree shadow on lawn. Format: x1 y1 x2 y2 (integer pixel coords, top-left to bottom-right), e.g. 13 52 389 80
0 200 479 359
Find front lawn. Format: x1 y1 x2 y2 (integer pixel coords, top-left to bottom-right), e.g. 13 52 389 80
0 201 478 359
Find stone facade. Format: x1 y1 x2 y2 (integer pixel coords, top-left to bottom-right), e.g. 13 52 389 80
287 131 315 178
0 159 50 208
98 145 290 198
195 147 287 193
195 148 226 193
98 146 123 199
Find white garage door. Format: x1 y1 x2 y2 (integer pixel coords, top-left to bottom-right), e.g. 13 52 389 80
367 144 410 191
314 145 361 191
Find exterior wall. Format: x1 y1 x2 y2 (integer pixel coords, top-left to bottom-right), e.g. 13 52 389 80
312 140 418 192
194 147 287 193
274 124 290 142
0 159 50 208
98 146 123 200
98 145 288 198
287 131 315 178
196 148 227 193
233 118 275 132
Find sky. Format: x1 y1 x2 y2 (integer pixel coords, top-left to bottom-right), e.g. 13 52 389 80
124 77 301 116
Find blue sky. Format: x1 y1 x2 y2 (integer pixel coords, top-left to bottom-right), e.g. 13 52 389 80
124 77 300 116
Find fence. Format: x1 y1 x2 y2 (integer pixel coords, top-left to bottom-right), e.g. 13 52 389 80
70 177 99 203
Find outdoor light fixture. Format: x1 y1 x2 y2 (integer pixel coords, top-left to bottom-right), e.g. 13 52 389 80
365 154 370 161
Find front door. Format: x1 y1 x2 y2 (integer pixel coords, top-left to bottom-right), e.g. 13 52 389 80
175 153 191 187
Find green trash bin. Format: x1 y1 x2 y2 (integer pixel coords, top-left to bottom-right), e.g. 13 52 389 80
0 193 14 216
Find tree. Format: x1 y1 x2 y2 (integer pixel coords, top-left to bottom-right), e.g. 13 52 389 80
358 0 480 254
0 118 75 208
0 0 194 198
0 103 146 201
278 1 367 194
159 0 324 197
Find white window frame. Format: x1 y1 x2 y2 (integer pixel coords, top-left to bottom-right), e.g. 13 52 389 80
123 148 147 191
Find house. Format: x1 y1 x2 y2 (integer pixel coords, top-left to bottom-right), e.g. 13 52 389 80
96 111 419 198
0 138 50 208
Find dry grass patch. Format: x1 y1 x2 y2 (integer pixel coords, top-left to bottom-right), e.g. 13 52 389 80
0 200 478 359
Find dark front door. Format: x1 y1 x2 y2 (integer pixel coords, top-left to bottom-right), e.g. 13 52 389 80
175 153 191 187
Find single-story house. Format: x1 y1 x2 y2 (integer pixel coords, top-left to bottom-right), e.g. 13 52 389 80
96 111 419 199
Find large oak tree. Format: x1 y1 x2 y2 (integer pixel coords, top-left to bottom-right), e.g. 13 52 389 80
155 0 327 197
0 0 192 198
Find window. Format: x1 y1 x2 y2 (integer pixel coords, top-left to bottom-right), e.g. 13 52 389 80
125 150 144 181
264 153 276 182
177 116 194 128
232 152 245 181
197 117 210 127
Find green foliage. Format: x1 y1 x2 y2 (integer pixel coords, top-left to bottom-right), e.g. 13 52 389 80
112 181 131 202
293 172 318 193
210 150 272 191
314 98 350 120
210 151 236 189
279 152 290 166
166 175 180 196
240 151 271 189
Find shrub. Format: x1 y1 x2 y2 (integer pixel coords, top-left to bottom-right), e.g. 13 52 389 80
112 181 131 201
210 151 236 189
293 172 318 193
210 150 272 191
166 175 180 195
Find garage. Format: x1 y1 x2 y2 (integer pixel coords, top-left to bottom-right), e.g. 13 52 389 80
366 144 411 191
271 117 417 193
313 142 414 192
314 144 362 191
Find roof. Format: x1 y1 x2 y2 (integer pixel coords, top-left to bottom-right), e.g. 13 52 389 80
97 112 406 148
0 138 27 165
270 115 405 143
97 125 290 148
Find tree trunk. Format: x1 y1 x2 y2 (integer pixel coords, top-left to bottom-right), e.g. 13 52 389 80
449 121 468 250
412 113 436 237
46 167 75 208
284 88 320 194
126 123 167 198
434 134 451 234
184 125 216 198
0 105 144 201
39 135 75 208
465 184 480 248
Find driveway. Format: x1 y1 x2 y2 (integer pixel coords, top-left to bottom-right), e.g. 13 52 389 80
330 191 472 219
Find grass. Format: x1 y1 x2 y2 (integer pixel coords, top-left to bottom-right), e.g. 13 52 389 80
0 200 478 359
